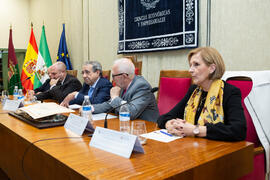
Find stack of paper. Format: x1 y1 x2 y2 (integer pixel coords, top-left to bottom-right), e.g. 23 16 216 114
19 102 74 119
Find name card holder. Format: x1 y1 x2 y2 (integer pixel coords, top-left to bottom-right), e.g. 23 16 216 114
64 113 94 136
90 127 144 158
3 99 22 111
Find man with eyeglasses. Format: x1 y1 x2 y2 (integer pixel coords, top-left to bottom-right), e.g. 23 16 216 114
60 61 112 106
92 58 159 122
34 61 82 103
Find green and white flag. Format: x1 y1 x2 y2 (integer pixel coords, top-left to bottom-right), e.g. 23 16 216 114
34 25 52 89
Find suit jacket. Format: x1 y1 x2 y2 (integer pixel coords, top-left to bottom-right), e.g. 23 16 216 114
34 79 50 93
93 75 159 122
36 74 82 103
157 81 247 141
69 77 112 105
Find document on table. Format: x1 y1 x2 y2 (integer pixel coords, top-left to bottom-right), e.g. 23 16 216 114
68 104 81 110
20 102 74 119
92 113 117 121
140 129 182 143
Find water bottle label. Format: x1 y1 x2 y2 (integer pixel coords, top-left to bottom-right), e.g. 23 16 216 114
18 96 24 100
82 106 91 111
120 112 130 121
120 113 130 117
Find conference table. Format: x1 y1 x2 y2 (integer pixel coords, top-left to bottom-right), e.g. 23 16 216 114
0 103 253 180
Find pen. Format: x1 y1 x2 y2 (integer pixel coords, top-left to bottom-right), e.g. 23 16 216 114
160 130 173 137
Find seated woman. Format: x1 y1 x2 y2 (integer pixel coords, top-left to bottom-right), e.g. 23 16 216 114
157 47 246 141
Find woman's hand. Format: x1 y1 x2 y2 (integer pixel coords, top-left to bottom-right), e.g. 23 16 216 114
176 120 196 137
165 119 207 137
165 119 185 137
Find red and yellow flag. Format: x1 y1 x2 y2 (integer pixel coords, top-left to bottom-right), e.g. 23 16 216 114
21 25 38 91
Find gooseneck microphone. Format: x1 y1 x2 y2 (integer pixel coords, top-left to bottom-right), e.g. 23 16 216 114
104 87 159 128
8 77 31 91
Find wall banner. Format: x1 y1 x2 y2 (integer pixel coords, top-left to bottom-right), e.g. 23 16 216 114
118 0 198 53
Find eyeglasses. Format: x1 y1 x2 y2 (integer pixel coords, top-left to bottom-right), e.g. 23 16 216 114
112 73 128 78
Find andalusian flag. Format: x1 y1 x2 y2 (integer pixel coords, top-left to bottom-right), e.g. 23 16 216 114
57 24 72 70
8 27 22 94
34 25 52 89
21 24 38 91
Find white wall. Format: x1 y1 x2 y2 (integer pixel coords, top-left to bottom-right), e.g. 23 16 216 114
89 0 121 72
0 0 30 49
211 0 270 71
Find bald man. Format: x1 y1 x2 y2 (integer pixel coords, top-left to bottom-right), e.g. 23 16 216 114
93 58 159 122
31 65 54 95
35 62 82 103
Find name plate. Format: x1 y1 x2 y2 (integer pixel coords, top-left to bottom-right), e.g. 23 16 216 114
90 127 144 158
64 113 90 136
3 99 21 111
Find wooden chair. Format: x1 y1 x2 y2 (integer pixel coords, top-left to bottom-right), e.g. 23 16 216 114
102 70 111 81
157 70 192 115
124 56 142 75
226 76 265 180
67 70 78 77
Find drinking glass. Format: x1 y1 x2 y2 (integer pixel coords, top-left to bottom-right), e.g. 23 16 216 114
1 90 9 105
131 121 147 145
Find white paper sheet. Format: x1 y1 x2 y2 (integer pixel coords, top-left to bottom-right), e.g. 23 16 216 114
140 129 182 143
92 113 117 121
68 104 81 110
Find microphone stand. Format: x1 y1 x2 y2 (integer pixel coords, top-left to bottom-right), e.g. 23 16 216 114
104 87 158 128
8 77 31 92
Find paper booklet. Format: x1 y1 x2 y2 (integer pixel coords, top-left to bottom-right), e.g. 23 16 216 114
19 102 74 119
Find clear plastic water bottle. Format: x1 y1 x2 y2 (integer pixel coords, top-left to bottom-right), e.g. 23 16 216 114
13 86 18 100
17 89 24 104
119 101 130 133
81 96 93 125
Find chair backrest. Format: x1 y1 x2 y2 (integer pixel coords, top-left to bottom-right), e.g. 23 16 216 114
67 70 78 77
226 77 260 147
157 70 192 115
124 56 142 75
102 70 111 81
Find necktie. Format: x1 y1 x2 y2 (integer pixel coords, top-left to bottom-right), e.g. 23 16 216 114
88 87 94 98
121 89 126 97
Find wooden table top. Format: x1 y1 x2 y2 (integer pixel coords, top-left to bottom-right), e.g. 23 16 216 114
0 103 253 180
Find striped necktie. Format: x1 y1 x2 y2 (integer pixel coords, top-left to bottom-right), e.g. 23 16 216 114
88 86 94 98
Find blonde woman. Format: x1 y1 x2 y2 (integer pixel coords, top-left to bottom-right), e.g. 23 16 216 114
157 47 246 141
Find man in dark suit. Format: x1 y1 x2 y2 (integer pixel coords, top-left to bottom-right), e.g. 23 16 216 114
92 58 159 122
60 61 112 106
34 62 82 103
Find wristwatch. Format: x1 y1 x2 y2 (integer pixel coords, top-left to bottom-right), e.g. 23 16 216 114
193 124 200 136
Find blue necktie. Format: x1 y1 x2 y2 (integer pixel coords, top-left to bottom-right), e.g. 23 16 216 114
88 87 94 98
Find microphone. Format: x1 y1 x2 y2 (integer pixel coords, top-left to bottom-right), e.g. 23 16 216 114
8 77 31 91
104 87 159 128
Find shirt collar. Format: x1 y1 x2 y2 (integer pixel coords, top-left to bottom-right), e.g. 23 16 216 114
90 77 100 89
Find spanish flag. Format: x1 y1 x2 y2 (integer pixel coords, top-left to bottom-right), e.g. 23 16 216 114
21 24 38 91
